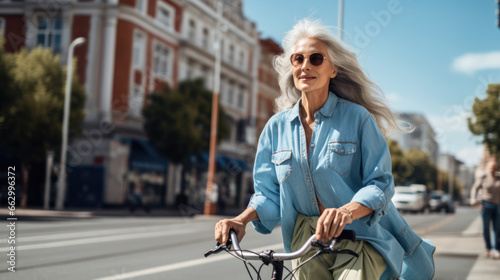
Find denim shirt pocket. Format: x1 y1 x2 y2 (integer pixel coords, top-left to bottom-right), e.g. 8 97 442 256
271 149 292 184
327 141 357 176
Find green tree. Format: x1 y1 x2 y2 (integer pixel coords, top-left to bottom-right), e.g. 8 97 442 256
468 84 500 159
402 149 438 190
0 46 86 207
438 170 463 201
387 139 407 186
143 78 230 164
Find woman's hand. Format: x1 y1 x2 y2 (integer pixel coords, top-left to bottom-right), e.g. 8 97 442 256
315 202 374 243
315 208 352 243
215 217 247 245
214 207 259 245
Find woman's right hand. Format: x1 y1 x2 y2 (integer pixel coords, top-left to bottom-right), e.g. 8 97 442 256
215 217 247 245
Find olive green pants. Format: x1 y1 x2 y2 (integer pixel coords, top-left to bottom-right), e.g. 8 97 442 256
291 214 386 280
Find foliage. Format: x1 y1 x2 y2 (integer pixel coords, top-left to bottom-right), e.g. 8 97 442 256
388 139 463 200
468 84 500 159
143 78 230 164
387 139 406 186
438 170 463 200
0 46 86 163
0 45 86 207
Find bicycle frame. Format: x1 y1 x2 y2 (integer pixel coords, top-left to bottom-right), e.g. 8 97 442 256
205 229 357 280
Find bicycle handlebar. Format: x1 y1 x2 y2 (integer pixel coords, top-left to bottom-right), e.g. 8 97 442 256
205 229 356 261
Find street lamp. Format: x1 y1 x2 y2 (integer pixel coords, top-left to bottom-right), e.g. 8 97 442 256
204 1 223 215
56 37 86 210
338 0 344 40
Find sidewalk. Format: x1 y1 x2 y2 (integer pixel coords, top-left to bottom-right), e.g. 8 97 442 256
425 216 500 279
0 207 188 219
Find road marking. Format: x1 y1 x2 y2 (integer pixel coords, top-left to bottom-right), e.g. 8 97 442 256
416 215 457 235
0 228 196 252
93 243 283 280
4 224 184 243
462 216 481 236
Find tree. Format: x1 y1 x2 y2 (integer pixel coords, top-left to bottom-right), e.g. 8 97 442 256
402 149 438 190
387 139 406 186
468 84 500 159
143 78 230 164
0 46 86 207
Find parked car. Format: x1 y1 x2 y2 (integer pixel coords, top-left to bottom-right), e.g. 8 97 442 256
392 186 426 213
429 191 455 213
410 184 430 211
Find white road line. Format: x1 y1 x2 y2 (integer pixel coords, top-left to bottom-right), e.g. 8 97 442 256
0 229 195 252
93 243 283 280
2 224 182 243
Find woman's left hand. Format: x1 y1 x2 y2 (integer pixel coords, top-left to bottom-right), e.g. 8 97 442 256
315 208 353 243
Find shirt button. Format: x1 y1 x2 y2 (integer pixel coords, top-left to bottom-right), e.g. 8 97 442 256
341 149 345 153
315 119 319 123
311 143 315 147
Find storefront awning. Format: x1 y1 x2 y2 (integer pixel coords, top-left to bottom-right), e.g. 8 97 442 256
129 138 168 173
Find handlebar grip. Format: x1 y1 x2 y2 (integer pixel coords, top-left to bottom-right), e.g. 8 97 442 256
336 229 356 242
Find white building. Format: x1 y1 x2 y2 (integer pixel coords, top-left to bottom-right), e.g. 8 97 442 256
390 113 439 165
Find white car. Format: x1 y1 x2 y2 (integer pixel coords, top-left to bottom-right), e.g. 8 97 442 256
392 186 426 213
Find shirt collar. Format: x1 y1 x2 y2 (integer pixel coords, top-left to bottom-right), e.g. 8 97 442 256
287 91 339 122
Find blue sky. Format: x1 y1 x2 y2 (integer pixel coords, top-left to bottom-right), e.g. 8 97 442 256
243 0 500 167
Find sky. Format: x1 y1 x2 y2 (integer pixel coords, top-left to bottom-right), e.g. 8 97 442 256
243 0 500 167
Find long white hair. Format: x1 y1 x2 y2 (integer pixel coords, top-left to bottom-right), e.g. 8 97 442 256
273 19 410 136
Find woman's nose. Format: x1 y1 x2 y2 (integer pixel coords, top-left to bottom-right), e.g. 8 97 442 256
301 57 312 70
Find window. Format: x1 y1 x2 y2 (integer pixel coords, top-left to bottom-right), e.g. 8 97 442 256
227 81 234 105
202 28 209 49
157 2 175 30
153 43 171 79
35 15 62 53
136 0 147 14
129 85 144 116
186 59 193 80
239 50 244 68
237 86 245 109
132 32 145 69
188 19 196 41
228 44 234 64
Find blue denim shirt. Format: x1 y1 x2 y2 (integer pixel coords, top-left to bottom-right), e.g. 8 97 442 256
249 92 435 279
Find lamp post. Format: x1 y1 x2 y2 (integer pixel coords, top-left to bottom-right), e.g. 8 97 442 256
56 37 86 210
44 149 54 209
204 0 223 215
338 0 344 40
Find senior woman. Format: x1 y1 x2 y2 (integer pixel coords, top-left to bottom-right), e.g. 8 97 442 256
214 19 435 280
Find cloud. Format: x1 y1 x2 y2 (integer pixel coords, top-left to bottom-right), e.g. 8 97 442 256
452 51 500 75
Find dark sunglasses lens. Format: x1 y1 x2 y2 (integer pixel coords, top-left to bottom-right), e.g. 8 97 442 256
310 53 324 66
291 54 304 66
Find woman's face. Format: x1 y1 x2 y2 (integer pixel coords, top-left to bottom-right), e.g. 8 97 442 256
292 37 338 95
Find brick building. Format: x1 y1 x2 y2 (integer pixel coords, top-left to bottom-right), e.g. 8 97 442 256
0 0 268 211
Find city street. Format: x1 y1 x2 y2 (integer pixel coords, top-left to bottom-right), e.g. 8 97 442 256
0 207 486 279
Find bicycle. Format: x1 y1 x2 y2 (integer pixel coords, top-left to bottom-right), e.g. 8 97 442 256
204 229 358 280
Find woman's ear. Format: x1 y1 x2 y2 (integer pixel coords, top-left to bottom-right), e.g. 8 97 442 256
331 66 338 79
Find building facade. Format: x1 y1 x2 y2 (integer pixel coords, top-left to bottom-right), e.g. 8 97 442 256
0 0 263 211
390 113 439 165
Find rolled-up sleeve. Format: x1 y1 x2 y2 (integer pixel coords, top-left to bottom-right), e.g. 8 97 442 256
248 123 281 234
352 115 394 226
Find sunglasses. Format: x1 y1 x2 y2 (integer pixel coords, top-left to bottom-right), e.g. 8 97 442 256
290 52 330 67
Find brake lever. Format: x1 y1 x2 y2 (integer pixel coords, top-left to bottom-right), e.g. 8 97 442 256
311 230 358 258
204 236 233 257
